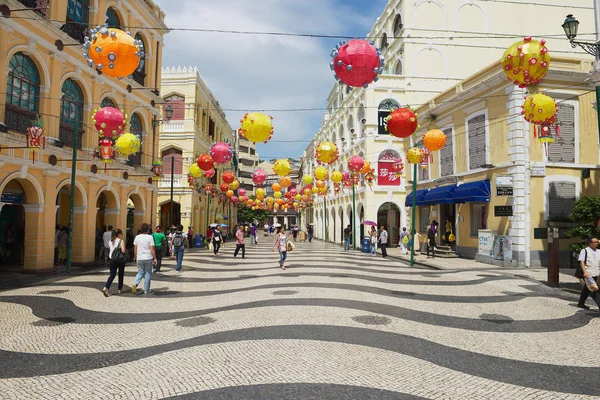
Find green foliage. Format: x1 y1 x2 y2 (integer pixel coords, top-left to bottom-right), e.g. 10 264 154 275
237 205 270 224
566 196 600 253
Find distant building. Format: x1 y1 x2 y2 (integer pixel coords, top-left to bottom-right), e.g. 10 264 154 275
237 137 259 192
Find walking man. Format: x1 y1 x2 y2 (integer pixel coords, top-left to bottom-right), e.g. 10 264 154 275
171 225 187 273
578 236 600 309
307 224 313 243
187 226 194 248
344 224 352 251
101 225 113 266
234 225 246 258
132 223 157 294
378 225 388 258
152 225 167 273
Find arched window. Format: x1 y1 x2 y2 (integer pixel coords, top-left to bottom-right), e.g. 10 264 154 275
394 60 403 75
338 125 344 146
358 104 365 122
63 0 89 43
393 14 403 35
380 33 388 50
5 52 40 133
100 97 116 108
347 115 354 135
105 7 121 29
60 78 84 148
133 33 146 86
378 99 400 135
128 113 143 166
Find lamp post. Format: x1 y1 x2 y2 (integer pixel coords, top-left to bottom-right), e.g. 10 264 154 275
66 111 80 275
409 165 417 267
152 105 174 227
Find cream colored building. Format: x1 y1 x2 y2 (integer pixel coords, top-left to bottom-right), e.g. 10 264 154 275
237 137 259 192
302 0 595 250
158 66 236 237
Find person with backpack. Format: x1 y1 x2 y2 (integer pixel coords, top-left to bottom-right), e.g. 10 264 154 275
171 225 187 273
399 227 409 255
577 236 600 309
152 225 167 273
102 229 127 297
233 225 246 258
213 226 223 256
343 224 352 251
426 221 439 259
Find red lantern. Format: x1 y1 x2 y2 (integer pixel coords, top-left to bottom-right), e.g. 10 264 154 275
188 175 196 188
98 138 114 163
331 39 383 88
386 108 418 138
348 155 365 173
219 183 229 193
392 158 404 177
420 148 432 169
197 154 214 171
26 125 45 164
222 171 235 184
204 169 215 179
152 160 163 177
209 142 233 164
252 168 267 185
204 184 213 195
365 170 375 187
93 107 126 139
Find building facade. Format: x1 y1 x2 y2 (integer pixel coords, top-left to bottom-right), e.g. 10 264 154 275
237 137 259 192
301 0 594 250
0 0 167 272
158 66 237 237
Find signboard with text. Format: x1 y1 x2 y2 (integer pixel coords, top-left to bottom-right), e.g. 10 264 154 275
494 205 513 217
478 230 495 254
496 187 513 196
378 110 390 135
377 161 401 186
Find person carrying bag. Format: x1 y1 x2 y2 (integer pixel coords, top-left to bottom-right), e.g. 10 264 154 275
102 229 127 297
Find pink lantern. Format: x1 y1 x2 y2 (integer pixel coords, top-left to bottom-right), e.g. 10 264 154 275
93 107 126 139
231 196 239 204
342 171 351 180
330 39 383 88
288 188 297 197
348 155 365 173
238 188 247 197
209 142 233 165
203 169 215 179
252 168 267 185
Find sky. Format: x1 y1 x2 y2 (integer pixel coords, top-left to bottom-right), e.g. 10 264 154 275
154 0 389 160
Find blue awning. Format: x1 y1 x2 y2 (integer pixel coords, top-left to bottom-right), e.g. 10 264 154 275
422 184 457 206
405 189 428 207
452 180 491 203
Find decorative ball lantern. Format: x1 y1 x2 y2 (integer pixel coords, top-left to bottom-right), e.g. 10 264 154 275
420 149 432 169
392 158 404 177
274 191 282 199
226 190 234 198
522 93 557 124
319 186 328 195
256 187 266 198
360 161 371 175
406 147 422 164
252 168 267 185
239 112 274 143
83 26 144 78
188 175 196 188
152 160 163 178
316 180 325 189
222 171 235 184
229 180 240 191
204 183 213 195
312 187 319 195
189 163 203 178
302 174 313 185
314 166 328 181
197 154 215 171
273 159 291 177
98 138 114 163
330 170 343 184
92 107 126 139
385 107 419 138
203 169 215 179
219 183 229 193
330 39 384 88
314 141 339 165
501 37 550 88
365 170 375 187
280 176 292 188
348 155 365 173
209 142 233 164
26 121 45 164
342 171 351 181
114 133 140 156
423 129 447 151
238 188 247 197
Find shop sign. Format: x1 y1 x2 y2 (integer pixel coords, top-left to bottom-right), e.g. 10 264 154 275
478 230 495 254
531 166 546 177
378 110 391 135
495 175 513 187
494 206 513 217
377 161 401 186
1 193 22 204
434 176 458 187
496 187 513 196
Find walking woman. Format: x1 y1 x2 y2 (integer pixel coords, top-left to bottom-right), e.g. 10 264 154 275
426 220 439 259
213 225 223 256
272 227 291 270
369 226 377 256
102 229 126 296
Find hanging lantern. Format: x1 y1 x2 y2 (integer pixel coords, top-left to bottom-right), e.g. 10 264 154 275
252 168 267 185
302 174 313 185
231 196 239 204
392 158 404 177
522 93 558 127
92 107 126 139
312 187 319 195
280 176 292 188
209 142 233 164
423 129 447 151
256 187 266 198
219 183 229 192
314 141 339 164
83 26 144 78
272 182 282 192
222 171 235 184
203 169 215 179
360 161 371 175
226 190 234 198
98 138 114 163
406 147 422 164
152 160 163 177
197 154 215 171
385 107 419 138
343 178 353 187
334 182 341 194
420 148 432 169
352 172 360 185
114 133 141 156
348 155 365 173
330 39 384 88
316 180 325 189
237 188 246 197
239 112 274 143
26 120 45 164
295 194 302 201
342 171 351 181
330 170 343 183
273 159 291 177
274 191 282 199
314 166 328 181
319 186 328 195
229 180 240 191
365 170 375 187
501 37 550 88
189 163 203 178
538 124 555 144
204 184 213 195
188 175 196 188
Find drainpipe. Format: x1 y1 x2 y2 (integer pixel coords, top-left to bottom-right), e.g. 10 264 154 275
523 112 531 267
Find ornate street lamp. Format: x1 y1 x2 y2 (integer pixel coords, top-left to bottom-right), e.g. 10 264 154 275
152 104 174 127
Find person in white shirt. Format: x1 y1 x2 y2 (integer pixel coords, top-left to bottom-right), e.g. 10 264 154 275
132 223 157 294
101 225 113 266
578 236 600 310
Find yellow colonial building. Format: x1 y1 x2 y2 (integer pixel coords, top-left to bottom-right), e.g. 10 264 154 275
158 66 237 238
0 0 167 272
409 57 598 267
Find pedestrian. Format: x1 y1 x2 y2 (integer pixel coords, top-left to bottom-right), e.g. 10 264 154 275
152 225 167 272
264 223 269 237
399 227 409 255
187 226 194 248
102 229 126 296
426 220 439 259
213 225 223 255
307 224 313 243
234 225 246 258
57 225 68 266
292 225 299 241
171 225 187 273
272 227 291 270
343 224 352 251
126 228 134 261
167 227 176 260
369 226 377 256
249 223 257 245
411 230 421 255
577 236 600 310
378 225 388 258
54 224 62 266
101 225 113 266
269 224 274 236
132 223 157 295
206 225 213 250
444 218 452 245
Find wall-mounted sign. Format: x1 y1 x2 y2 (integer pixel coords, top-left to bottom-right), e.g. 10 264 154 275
1 193 23 204
492 235 513 262
495 176 513 187
496 187 513 196
434 176 459 187
531 166 546 177
494 205 513 217
378 111 390 135
478 230 494 254
377 161 401 186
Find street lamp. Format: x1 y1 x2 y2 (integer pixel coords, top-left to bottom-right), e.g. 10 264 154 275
152 104 173 127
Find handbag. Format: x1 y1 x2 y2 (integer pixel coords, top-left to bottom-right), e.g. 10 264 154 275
110 240 127 263
448 233 456 242
287 241 295 252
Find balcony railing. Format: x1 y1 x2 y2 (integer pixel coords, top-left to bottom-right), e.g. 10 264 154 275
61 20 87 44
59 124 83 149
4 105 36 134
161 122 185 132
159 176 185 188
18 0 48 16
132 70 146 86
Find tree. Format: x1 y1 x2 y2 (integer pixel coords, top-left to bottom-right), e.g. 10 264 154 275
566 196 600 252
237 206 269 224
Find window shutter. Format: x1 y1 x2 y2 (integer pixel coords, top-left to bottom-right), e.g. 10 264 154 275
547 103 575 163
468 115 486 169
167 99 185 121
548 182 576 217
440 128 453 176
162 153 183 175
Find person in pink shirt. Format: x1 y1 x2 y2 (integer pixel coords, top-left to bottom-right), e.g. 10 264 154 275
233 225 246 259
272 227 292 270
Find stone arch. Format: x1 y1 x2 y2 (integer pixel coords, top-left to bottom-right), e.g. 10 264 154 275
59 73 93 109
455 1 488 32
95 186 120 210
414 46 448 78
338 205 344 243
129 106 151 131
392 13 403 35
0 172 44 204
103 3 125 28
127 190 146 211
394 59 403 75
376 201 403 245
56 178 87 208
7 45 51 91
413 0 447 30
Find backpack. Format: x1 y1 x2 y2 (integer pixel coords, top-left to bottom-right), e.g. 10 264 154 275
173 232 184 248
402 235 409 245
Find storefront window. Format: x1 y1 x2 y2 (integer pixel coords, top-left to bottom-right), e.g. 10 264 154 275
470 203 487 236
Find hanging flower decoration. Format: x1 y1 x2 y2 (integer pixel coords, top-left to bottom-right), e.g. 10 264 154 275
26 117 45 164
314 166 328 181
152 160 163 177
423 129 447 151
83 25 144 78
92 107 126 139
203 168 215 179
197 154 215 171
385 107 419 138
330 39 384 88
114 133 140 156
209 142 233 164
273 159 291 177
239 112 274 144
501 37 550 88
222 171 235 184
314 141 339 165
189 163 203 178
252 168 267 185
330 170 343 184
406 147 422 164
302 174 313 185
229 180 240 191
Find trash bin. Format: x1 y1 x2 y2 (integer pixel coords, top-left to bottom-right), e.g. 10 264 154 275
195 234 203 248
361 236 371 253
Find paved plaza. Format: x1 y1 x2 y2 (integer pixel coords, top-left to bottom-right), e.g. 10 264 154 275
0 239 599 399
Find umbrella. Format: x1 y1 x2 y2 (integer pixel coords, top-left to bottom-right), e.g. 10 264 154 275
219 224 228 227
362 220 377 226
209 223 219 227
273 223 282 228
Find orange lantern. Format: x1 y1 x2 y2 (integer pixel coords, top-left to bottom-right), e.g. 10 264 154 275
226 190 234 198
316 180 325 189
84 26 144 78
423 129 447 151
280 176 292 188
272 182 282 192
360 161 371 175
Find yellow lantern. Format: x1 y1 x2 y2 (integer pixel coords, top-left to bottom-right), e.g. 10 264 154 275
360 161 371 175
293 202 299 208
266 197 275 204
314 166 328 181
274 191 282 199
280 176 292 188
229 180 240 190
423 129 447 151
311 187 319 195
302 174 313 185
501 37 550 88
316 180 325 189
522 93 557 124
330 170 343 183
239 112 274 143
189 163 203 178
84 27 144 78
406 147 422 164
274 159 291 177
294 194 301 201
314 141 339 164
256 187 265 198
114 133 140 156
319 186 328 195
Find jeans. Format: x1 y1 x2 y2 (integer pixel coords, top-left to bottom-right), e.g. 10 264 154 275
380 243 387 258
279 250 287 265
174 246 184 271
134 259 153 293
250 235 257 244
370 242 377 255
104 260 125 290
234 244 246 257
344 237 351 250
213 240 221 254
579 276 600 308
308 232 312 242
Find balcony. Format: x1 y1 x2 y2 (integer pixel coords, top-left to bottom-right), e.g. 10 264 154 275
60 20 87 44
161 121 185 132
132 70 146 86
17 0 48 16
159 175 186 188
59 124 83 149
4 105 36 134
